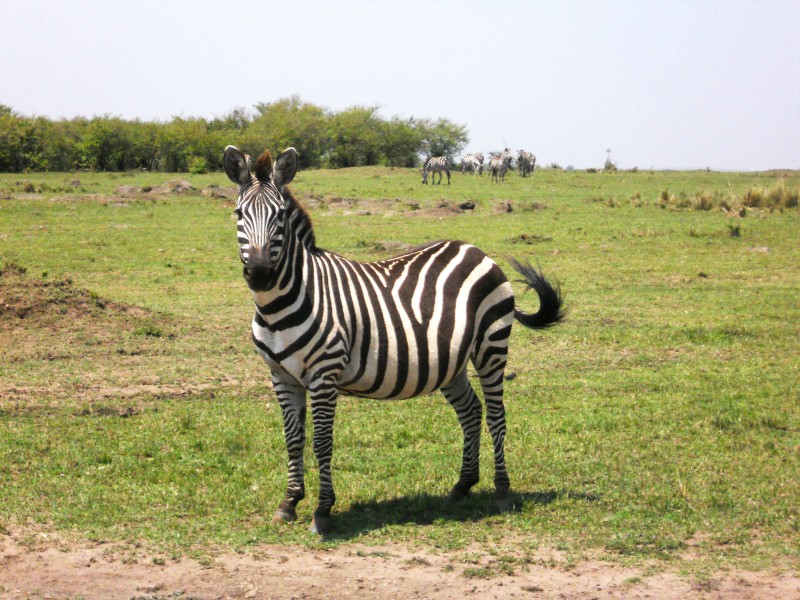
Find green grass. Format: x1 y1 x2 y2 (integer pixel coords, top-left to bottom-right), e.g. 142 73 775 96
0 167 798 574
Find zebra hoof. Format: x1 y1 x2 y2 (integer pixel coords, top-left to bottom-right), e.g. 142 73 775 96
272 508 297 525
445 486 469 504
310 513 333 535
495 492 513 514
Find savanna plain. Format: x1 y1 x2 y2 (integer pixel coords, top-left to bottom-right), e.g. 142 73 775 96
0 166 798 598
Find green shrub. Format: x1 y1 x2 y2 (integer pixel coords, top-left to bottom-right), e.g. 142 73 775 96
188 156 208 174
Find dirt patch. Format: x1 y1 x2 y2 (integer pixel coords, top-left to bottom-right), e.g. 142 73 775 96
0 263 190 404
201 185 237 200
300 194 477 219
0 262 264 407
147 179 196 195
408 205 464 219
0 262 149 324
0 529 797 599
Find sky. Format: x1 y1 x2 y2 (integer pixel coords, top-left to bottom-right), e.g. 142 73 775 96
2 0 798 171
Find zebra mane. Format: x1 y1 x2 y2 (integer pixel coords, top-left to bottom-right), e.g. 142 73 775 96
254 150 273 183
283 186 318 252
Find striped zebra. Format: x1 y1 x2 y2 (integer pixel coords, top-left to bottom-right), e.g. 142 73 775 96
517 150 536 178
223 145 566 535
490 148 513 183
461 152 484 176
421 156 451 184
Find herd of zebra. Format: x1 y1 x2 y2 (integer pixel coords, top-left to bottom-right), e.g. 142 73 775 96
224 144 565 534
421 148 536 184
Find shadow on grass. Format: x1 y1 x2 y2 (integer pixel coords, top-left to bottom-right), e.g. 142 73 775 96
326 488 600 540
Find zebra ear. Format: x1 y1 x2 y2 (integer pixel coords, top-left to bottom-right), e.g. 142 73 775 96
223 146 251 186
273 147 298 189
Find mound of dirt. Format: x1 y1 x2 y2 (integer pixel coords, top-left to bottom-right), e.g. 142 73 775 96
0 262 188 404
0 262 147 325
201 184 237 199
148 179 195 195
492 201 514 214
408 203 464 218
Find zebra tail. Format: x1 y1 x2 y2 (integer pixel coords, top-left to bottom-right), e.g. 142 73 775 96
508 257 567 329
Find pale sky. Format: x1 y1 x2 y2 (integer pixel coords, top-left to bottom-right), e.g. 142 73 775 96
2 0 798 170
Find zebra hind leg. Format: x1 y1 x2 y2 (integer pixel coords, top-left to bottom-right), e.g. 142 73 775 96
308 383 339 535
441 370 483 503
476 358 513 513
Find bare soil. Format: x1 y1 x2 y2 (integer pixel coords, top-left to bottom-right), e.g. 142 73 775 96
1 528 798 599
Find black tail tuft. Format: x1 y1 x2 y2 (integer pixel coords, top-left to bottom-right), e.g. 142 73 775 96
508 257 567 329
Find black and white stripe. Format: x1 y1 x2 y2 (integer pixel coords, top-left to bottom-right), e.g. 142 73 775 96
517 150 536 177
421 156 451 184
224 145 565 534
461 152 484 175
489 148 513 183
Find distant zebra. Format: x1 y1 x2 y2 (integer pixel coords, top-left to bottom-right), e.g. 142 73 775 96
224 145 566 535
517 150 536 177
490 148 513 183
461 152 484 176
421 156 451 184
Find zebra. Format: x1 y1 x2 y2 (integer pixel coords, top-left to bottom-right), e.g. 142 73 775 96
421 156 450 184
490 148 513 183
461 152 484 176
517 150 536 178
223 145 566 535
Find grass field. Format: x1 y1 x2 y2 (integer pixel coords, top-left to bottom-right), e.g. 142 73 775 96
0 166 798 578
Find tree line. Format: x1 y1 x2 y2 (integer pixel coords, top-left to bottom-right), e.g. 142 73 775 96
0 97 469 173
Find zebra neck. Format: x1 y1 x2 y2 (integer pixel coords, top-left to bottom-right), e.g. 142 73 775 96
285 189 317 252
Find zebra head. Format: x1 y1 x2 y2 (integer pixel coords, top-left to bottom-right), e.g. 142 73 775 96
223 145 298 291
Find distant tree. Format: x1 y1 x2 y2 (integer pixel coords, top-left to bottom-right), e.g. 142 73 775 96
0 112 27 171
154 117 210 172
19 117 62 171
208 106 251 132
127 120 159 171
416 117 469 162
327 105 382 168
40 118 82 171
604 148 617 172
0 97 473 173
379 117 424 167
79 117 134 171
250 96 329 169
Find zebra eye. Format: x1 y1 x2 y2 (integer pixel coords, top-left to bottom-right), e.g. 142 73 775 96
234 208 243 219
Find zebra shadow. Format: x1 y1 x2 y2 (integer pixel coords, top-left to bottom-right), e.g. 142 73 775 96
325 488 601 540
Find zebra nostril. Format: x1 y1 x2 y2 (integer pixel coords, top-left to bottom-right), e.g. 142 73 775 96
242 245 276 290
243 263 274 290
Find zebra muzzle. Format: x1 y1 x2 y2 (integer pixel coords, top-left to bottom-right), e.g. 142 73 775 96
243 245 276 290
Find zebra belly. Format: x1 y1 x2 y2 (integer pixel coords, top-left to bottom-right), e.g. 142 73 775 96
335 349 468 400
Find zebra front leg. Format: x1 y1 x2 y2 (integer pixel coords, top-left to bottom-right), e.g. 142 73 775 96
441 370 482 503
272 374 307 524
309 383 338 534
